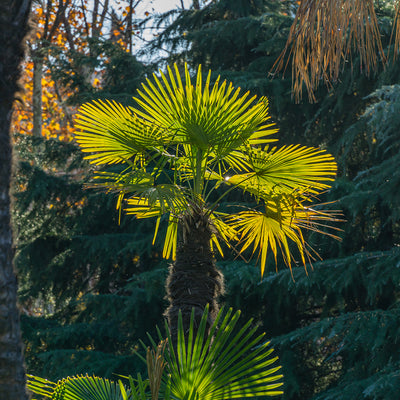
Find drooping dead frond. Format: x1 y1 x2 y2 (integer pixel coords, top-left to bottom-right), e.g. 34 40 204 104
146 341 167 400
391 1 400 59
273 0 385 102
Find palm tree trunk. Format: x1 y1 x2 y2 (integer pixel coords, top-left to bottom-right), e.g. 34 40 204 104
165 209 224 342
0 1 32 399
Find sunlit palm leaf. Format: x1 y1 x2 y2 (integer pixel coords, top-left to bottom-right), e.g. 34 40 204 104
227 208 305 277
91 170 154 192
132 64 276 157
208 149 251 175
75 99 162 165
163 214 179 260
125 184 188 217
227 200 341 276
27 374 131 400
125 197 163 219
125 192 183 261
153 306 283 399
226 145 337 197
209 212 239 256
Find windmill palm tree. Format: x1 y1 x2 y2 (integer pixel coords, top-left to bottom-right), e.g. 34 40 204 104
74 63 339 337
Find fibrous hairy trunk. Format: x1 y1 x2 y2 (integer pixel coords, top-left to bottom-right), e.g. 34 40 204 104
0 0 31 399
165 208 224 343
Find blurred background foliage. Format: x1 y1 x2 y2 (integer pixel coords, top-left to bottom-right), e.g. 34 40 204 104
11 0 400 398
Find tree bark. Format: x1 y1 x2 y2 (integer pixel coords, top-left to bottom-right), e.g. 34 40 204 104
32 51 43 137
0 1 32 399
165 209 224 343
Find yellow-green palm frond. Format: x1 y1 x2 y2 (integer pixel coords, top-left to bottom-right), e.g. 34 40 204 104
125 197 163 219
292 204 343 241
125 184 188 218
125 187 186 261
163 214 179 260
226 145 337 198
227 209 304 277
209 212 239 257
27 374 134 400
75 99 162 165
208 148 252 176
90 170 154 192
226 200 341 277
132 63 276 156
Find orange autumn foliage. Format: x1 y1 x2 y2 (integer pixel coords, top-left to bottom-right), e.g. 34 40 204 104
11 0 139 141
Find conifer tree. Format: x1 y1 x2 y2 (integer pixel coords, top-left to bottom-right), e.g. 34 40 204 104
12 21 157 379
15 1 400 397
13 133 166 380
143 1 400 398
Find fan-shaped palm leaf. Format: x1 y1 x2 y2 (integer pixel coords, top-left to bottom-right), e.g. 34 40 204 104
75 99 162 165
146 306 283 400
90 170 154 192
227 208 306 276
227 201 342 276
27 374 138 400
226 145 337 198
209 212 239 256
133 64 277 155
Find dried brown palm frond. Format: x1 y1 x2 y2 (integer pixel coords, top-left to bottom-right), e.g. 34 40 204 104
273 0 385 102
391 1 400 59
146 340 167 400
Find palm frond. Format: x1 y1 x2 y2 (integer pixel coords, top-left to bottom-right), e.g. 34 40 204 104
124 190 183 259
207 148 252 177
226 200 342 277
163 214 179 260
273 0 385 102
226 145 337 198
132 64 276 157
227 208 305 277
155 306 283 400
125 184 188 217
27 374 134 400
209 212 239 257
75 99 162 165
90 170 154 192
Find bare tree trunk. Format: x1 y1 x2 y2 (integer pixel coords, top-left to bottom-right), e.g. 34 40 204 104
32 52 43 137
0 0 32 399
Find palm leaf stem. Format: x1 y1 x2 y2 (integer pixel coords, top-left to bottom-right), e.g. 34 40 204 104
194 148 204 196
204 173 258 215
